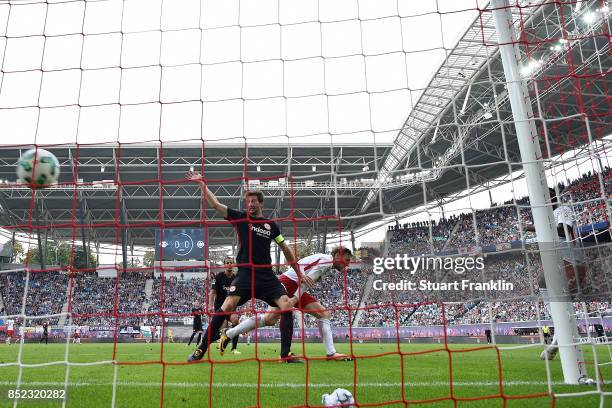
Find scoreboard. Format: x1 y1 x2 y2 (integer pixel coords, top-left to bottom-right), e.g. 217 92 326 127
154 229 206 261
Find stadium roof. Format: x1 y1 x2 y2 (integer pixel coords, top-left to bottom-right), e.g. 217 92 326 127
0 0 610 253
359 0 612 213
0 143 392 248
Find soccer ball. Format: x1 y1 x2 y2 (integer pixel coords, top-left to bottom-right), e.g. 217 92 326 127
16 148 60 187
322 388 355 407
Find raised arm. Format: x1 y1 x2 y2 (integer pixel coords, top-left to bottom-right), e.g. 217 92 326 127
278 240 314 288
186 170 228 218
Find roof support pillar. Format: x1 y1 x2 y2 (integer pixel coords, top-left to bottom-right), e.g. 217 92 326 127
35 191 46 270
119 197 128 273
78 198 89 269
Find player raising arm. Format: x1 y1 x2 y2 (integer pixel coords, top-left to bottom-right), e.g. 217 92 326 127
220 247 353 361
186 171 313 362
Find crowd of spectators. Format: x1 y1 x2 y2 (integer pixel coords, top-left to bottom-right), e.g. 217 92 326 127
388 169 611 251
388 218 456 255
561 168 612 226
70 272 150 327
0 267 369 330
299 267 369 328
0 271 67 325
146 276 207 325
0 262 608 329
358 297 610 328
355 249 610 327
449 201 534 247
144 267 370 329
2 164 610 333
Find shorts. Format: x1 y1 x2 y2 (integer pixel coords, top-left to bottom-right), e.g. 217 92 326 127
279 275 318 307
564 262 588 294
7 330 13 337
229 268 287 307
214 299 227 311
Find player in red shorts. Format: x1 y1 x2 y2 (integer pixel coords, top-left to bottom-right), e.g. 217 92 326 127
220 247 353 361
72 328 81 344
5 318 15 345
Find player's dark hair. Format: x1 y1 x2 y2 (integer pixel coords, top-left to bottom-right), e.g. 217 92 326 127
247 190 264 203
331 246 352 257
549 187 559 209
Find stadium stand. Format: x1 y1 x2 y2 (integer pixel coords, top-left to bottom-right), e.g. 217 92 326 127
0 270 67 325
0 170 609 333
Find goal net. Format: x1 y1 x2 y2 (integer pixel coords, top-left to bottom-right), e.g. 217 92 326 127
0 0 610 407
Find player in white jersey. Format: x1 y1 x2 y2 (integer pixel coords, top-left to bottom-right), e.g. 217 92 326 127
72 327 81 344
219 247 353 361
5 319 14 345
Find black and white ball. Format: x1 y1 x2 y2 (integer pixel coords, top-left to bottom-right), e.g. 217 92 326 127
16 148 60 187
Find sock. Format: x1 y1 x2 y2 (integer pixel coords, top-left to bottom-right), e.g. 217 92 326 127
196 311 226 353
196 332 202 346
279 311 294 358
317 318 336 356
231 334 239 350
187 331 197 346
226 315 265 339
540 288 556 350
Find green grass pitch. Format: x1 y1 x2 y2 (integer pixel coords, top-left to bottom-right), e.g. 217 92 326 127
0 341 609 407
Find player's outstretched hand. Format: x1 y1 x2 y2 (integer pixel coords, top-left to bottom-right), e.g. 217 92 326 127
301 275 315 289
186 170 203 182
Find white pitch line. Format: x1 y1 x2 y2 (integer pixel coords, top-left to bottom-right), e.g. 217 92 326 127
0 380 609 388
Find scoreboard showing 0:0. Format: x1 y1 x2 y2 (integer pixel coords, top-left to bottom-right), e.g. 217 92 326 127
154 229 206 261
171 232 194 256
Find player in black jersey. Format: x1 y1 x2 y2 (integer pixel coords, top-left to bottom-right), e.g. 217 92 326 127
39 321 49 344
187 307 204 346
209 257 241 354
186 170 313 362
